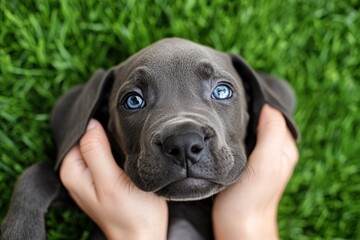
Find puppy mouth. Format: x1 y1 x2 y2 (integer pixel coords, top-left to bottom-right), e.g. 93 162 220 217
155 177 223 201
166 178 212 189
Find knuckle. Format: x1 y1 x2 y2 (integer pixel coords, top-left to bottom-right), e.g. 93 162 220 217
259 117 287 137
59 162 70 186
59 170 73 190
284 141 299 167
265 117 287 130
79 135 104 156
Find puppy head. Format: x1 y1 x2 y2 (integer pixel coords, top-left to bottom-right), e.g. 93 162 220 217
51 38 299 201
108 38 249 200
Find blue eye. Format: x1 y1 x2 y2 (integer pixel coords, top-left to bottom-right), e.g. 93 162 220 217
211 84 233 100
124 94 145 110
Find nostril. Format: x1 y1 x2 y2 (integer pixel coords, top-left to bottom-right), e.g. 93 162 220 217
156 141 163 148
191 145 203 154
162 132 206 164
168 148 180 156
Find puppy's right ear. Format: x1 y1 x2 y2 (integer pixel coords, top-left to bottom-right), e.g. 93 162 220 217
229 54 300 154
50 70 114 170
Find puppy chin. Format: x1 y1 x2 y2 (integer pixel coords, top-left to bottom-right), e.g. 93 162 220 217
155 178 225 201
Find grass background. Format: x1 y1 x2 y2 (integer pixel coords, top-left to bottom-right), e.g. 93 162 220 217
1 0 359 239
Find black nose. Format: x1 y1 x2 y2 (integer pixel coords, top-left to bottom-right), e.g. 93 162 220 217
162 132 205 164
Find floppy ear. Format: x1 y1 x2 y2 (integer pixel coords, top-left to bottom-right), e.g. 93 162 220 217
50 69 114 170
230 54 300 154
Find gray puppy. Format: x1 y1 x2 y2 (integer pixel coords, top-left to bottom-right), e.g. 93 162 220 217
1 38 299 240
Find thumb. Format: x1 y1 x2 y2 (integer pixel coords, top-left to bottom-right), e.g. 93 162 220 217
79 119 126 188
249 104 287 167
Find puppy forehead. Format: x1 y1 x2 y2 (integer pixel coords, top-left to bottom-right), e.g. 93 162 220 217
136 41 220 72
114 38 234 81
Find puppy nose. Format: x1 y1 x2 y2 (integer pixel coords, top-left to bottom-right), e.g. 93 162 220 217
162 133 205 164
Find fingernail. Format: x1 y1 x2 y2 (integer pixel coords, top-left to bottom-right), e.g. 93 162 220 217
87 119 96 131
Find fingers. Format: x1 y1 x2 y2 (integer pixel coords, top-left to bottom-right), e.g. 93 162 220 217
78 119 124 189
250 104 287 164
249 104 299 177
257 105 287 147
60 119 128 199
282 129 299 169
60 146 95 198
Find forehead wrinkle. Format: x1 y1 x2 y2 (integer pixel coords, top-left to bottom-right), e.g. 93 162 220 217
195 60 237 84
126 65 155 88
116 68 154 101
142 41 215 67
195 60 215 80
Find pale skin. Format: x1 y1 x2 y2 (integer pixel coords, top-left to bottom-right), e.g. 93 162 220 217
60 104 298 240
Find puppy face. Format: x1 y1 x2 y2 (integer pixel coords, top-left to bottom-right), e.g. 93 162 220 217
108 39 249 200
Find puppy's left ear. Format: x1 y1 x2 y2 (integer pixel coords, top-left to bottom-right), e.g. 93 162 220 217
230 54 300 153
50 69 115 170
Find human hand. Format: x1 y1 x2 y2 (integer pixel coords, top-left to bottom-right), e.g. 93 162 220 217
60 119 168 240
212 104 299 240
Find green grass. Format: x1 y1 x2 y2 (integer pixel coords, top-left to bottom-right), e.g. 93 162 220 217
1 0 359 239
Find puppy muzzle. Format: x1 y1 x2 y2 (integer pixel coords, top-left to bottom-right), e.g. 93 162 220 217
133 115 237 200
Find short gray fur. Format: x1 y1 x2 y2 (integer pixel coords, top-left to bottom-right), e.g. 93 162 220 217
1 38 299 240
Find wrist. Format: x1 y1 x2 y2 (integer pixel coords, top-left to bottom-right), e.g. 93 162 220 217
104 221 168 240
213 212 278 240
105 229 167 240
